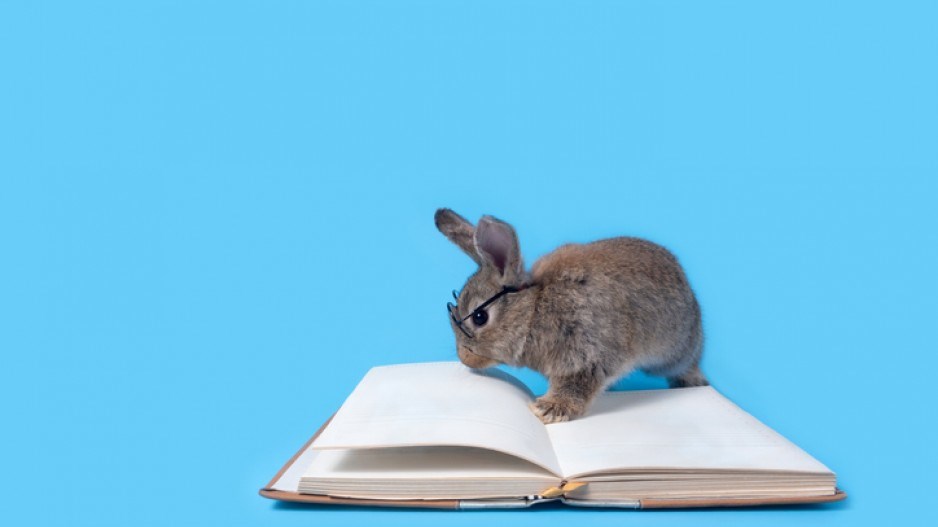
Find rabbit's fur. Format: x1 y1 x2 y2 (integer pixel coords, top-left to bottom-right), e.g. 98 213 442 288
436 208 708 423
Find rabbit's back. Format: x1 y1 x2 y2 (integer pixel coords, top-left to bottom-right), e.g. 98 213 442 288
526 237 701 378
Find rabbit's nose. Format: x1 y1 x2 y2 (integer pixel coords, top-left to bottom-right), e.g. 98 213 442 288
457 345 495 369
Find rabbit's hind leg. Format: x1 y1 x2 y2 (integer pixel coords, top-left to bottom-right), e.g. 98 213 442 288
667 363 709 388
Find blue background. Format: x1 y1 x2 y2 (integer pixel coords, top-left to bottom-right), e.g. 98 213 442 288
2 1 936 525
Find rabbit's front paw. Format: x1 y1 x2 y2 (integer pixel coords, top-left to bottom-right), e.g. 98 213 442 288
530 397 584 424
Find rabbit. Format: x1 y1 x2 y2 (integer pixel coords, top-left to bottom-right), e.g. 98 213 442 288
435 208 708 423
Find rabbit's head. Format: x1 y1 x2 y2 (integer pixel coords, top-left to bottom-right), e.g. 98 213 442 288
435 209 532 369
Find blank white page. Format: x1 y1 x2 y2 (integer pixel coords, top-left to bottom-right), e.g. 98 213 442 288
298 447 559 499
311 362 562 475
303 446 558 480
547 386 833 479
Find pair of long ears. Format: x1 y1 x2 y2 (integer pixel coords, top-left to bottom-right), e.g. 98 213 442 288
434 208 524 283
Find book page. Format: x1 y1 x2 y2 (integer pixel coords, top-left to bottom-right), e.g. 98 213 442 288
311 362 562 476
547 386 833 479
299 446 558 499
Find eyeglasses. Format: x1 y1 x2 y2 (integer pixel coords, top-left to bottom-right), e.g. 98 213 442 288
446 285 523 338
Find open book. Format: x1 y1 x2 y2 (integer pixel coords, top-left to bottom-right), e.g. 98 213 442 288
261 362 844 509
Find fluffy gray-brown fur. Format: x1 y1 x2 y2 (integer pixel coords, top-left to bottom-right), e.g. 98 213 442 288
435 208 708 423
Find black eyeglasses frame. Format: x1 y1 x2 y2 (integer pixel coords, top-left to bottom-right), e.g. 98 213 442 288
446 285 523 339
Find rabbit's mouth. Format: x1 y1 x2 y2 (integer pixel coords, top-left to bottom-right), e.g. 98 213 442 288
458 345 497 369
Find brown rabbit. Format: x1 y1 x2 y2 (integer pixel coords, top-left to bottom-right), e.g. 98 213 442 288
436 208 708 423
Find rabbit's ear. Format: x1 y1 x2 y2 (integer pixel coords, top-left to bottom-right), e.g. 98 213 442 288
435 208 483 264
474 215 523 282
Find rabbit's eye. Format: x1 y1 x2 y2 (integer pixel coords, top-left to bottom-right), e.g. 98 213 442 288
472 309 489 327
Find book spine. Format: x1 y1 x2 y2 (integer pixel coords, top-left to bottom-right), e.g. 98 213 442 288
561 498 641 508
458 497 556 509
